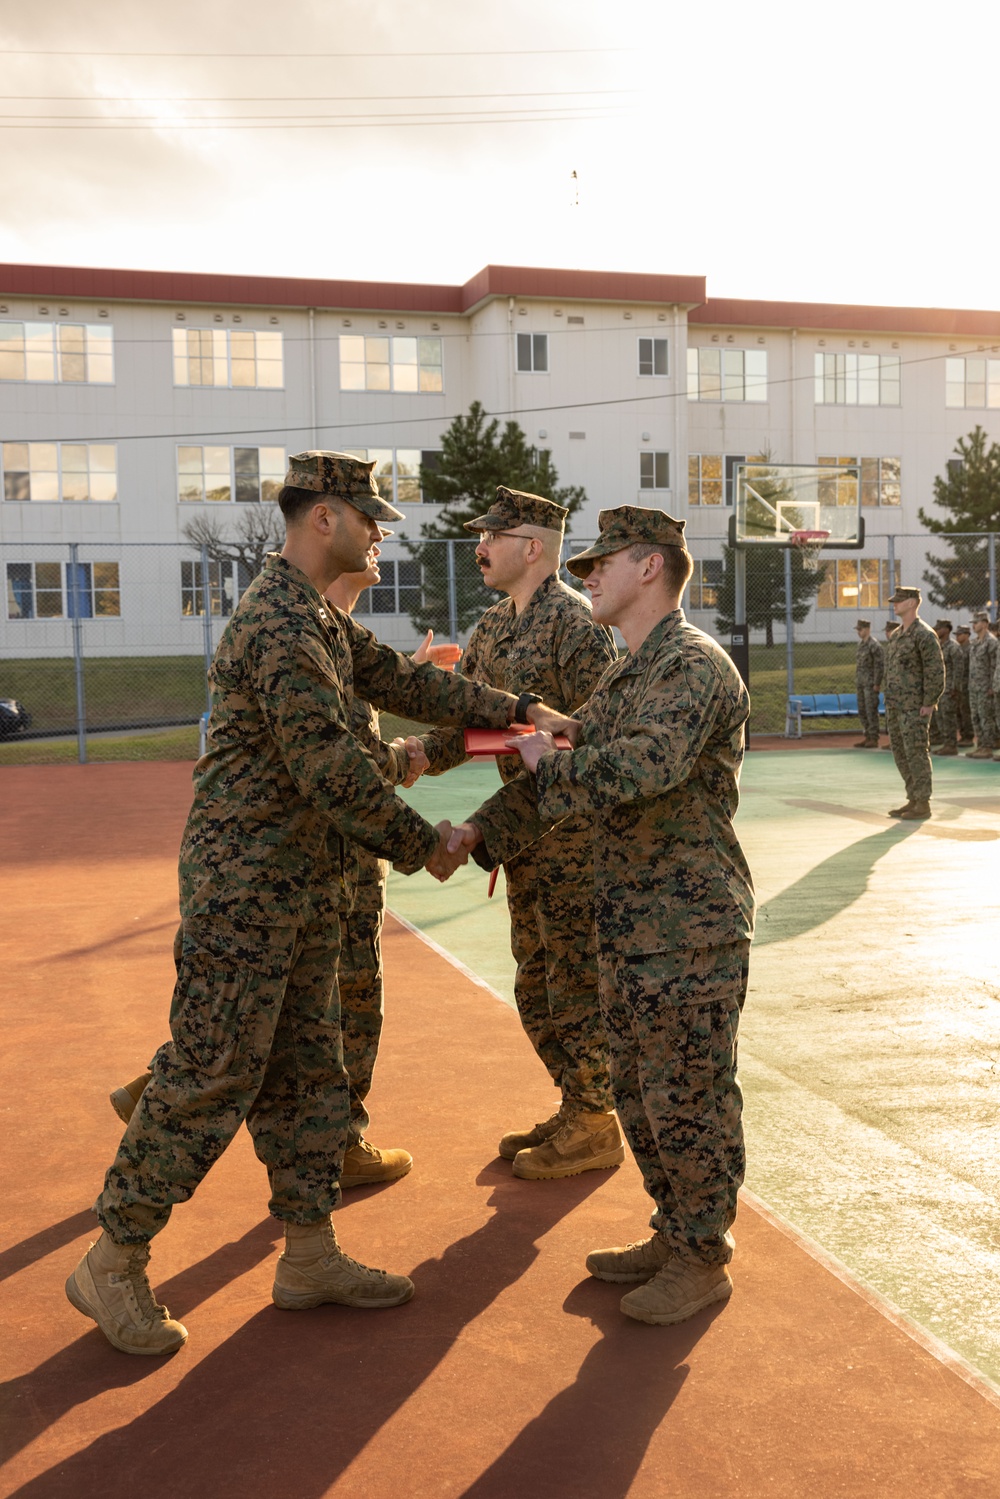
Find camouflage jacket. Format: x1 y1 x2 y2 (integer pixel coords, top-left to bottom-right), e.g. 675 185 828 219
855 635 883 688
939 636 963 693
180 554 516 926
882 617 944 710
956 642 971 693
340 694 405 915
421 571 617 872
970 632 999 693
469 610 755 957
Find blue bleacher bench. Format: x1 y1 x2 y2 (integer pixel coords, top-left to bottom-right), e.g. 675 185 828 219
785 692 885 738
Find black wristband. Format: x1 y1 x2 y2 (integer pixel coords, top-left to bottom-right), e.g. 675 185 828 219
514 691 543 724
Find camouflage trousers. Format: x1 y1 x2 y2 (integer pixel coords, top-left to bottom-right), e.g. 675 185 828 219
598 941 750 1267
856 682 881 739
886 706 933 802
958 688 974 742
506 859 614 1115
970 687 997 750
97 909 347 1243
931 688 959 748
339 900 385 1144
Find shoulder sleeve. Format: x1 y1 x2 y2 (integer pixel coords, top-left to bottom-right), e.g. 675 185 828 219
344 610 515 728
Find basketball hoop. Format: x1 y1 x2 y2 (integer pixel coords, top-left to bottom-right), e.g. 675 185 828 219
788 529 830 571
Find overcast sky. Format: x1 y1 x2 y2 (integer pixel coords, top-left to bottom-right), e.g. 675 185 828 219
0 0 997 311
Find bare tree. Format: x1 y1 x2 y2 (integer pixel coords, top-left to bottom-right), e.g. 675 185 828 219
182 505 286 580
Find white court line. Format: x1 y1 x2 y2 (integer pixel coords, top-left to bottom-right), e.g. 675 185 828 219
389 906 1000 1412
742 1188 1000 1411
385 906 512 1008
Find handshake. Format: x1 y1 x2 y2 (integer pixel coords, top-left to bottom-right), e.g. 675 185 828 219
425 821 483 883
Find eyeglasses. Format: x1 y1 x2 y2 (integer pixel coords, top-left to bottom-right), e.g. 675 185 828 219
481 531 536 545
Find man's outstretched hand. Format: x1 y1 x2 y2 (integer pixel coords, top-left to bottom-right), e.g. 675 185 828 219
524 701 582 745
413 628 463 672
425 820 474 882
505 729 555 774
446 821 483 859
391 734 430 788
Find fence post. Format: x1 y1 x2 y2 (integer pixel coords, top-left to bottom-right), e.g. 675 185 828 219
446 539 459 643
784 547 795 702
989 532 997 621
199 544 214 714
68 543 88 764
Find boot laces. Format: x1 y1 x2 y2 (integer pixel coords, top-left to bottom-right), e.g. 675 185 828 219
116 1246 171 1324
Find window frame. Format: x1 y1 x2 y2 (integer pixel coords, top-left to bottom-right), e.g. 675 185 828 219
944 355 1000 410
176 445 286 504
637 337 669 378
338 334 444 393
172 327 285 390
0 320 115 385
5 559 121 619
180 558 241 618
365 557 424 616
638 450 671 490
687 346 768 403
817 455 901 508
816 557 901 610
342 447 441 504
516 332 549 374
1 441 119 503
813 351 901 407
686 558 723 610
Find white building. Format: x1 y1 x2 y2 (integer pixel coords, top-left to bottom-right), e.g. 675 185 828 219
1 260 998 657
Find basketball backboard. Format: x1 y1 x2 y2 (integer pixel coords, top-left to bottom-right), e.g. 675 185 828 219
731 462 865 549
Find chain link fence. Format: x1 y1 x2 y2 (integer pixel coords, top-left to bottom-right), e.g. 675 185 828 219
1 532 996 761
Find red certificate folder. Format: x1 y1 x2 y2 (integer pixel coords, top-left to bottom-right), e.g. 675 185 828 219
463 727 572 758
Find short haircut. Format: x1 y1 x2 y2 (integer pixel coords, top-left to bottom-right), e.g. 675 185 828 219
627 541 694 594
278 484 329 525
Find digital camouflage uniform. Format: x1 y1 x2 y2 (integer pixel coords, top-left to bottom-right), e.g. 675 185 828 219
422 521 618 1115
882 608 945 804
469 509 755 1269
955 635 974 741
97 550 517 1244
855 631 883 740
930 629 962 748
969 628 999 750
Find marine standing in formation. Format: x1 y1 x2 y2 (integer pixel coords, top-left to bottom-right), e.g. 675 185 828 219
954 625 974 746
882 585 944 819
929 619 962 757
449 507 755 1326
967 611 999 759
853 618 883 748
418 487 624 1179
65 452 572 1356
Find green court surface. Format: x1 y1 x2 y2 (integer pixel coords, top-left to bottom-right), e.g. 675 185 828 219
389 751 1000 1389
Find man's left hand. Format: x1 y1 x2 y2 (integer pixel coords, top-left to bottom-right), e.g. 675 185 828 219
391 735 430 787
524 701 582 745
507 729 555 774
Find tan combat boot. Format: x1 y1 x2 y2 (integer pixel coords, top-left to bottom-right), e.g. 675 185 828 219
586 1232 672 1283
899 799 931 820
498 1107 565 1161
620 1258 733 1325
341 1137 413 1188
512 1110 625 1181
271 1216 414 1310
65 1233 188 1355
109 1072 152 1125
966 747 994 759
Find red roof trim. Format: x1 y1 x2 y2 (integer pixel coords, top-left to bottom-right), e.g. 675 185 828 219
690 297 1000 338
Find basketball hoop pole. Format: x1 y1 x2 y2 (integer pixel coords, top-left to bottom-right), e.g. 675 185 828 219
731 548 749 690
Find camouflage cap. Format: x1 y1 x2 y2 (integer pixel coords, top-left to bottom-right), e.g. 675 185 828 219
285 450 404 523
934 618 953 630
885 620 901 632
855 619 872 629
464 486 568 535
955 625 971 636
888 585 921 604
566 506 687 579
972 610 990 623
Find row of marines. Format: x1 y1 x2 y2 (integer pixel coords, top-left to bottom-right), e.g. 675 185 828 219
66 452 756 1356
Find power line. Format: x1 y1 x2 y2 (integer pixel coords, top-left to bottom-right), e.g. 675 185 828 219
0 46 636 58
0 110 623 130
0 90 635 101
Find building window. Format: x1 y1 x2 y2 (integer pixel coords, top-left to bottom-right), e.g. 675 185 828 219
639 451 670 489
687 347 767 402
344 448 441 503
945 356 1000 409
516 333 549 373
172 328 283 388
638 337 669 377
367 558 422 615
687 559 723 610
339 335 443 393
814 352 900 406
818 455 901 507
0 321 114 384
177 446 285 503
180 559 240 617
688 454 723 506
6 560 120 618
816 558 901 610
2 442 117 502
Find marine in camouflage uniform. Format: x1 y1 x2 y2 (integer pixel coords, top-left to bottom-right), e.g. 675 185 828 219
954 627 974 744
882 585 945 816
930 620 962 755
69 452 533 1355
463 507 755 1326
853 619 883 746
967 612 999 756
420 487 621 1179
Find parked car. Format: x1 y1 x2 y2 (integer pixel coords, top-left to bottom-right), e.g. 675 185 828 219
0 698 31 738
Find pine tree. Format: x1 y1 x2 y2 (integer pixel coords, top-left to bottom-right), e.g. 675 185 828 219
401 401 587 633
714 545 825 648
918 426 1000 610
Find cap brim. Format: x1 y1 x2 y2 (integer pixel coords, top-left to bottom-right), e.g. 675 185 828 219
463 512 516 533
347 494 405 523
565 540 627 579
